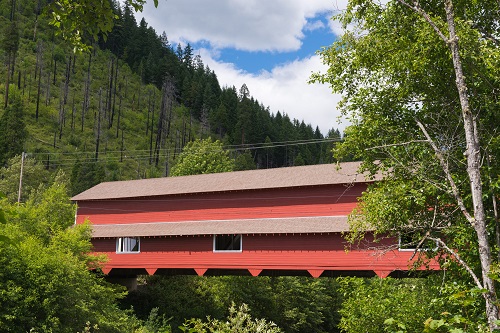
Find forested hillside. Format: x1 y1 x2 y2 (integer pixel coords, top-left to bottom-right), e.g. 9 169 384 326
2 0 496 332
0 0 341 198
0 2 351 332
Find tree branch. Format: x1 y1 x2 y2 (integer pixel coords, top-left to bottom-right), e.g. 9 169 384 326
396 0 449 43
365 140 430 150
415 119 475 226
429 237 484 290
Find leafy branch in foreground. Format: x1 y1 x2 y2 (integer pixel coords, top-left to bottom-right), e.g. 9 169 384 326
48 0 160 52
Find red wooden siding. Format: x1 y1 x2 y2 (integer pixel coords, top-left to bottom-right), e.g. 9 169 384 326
76 184 364 225
91 233 439 278
75 179 440 278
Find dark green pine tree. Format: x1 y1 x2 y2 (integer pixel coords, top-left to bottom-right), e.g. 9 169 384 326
235 84 253 144
0 93 26 166
70 158 106 195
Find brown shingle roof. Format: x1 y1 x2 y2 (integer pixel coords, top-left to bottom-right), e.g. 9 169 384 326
72 161 375 201
91 215 351 237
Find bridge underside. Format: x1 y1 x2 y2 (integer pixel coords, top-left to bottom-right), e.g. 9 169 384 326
103 267 435 279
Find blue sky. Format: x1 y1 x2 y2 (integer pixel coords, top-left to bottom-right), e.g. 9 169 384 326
204 15 336 74
138 1 349 135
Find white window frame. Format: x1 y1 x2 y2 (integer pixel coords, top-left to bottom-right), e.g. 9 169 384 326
213 234 242 252
116 237 141 253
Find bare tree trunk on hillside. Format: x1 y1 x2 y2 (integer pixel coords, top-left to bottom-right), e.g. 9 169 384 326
120 129 124 162
4 55 12 108
149 90 156 164
58 83 65 139
33 0 42 40
110 60 119 128
45 66 51 106
72 54 76 74
71 94 75 130
35 65 42 120
34 41 42 80
103 57 112 125
116 85 122 138
52 55 57 85
8 0 17 83
95 88 102 160
27 73 31 99
154 79 176 167
137 72 142 112
146 90 151 136
63 55 71 104
200 105 210 137
82 53 92 131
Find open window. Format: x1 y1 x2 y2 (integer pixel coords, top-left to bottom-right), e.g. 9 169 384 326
214 234 242 252
116 237 140 253
398 233 438 252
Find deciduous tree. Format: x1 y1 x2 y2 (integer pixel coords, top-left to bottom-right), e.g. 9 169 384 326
0 175 136 332
48 0 159 52
170 138 234 176
312 0 500 330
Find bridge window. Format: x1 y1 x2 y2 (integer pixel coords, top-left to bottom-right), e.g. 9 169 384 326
399 233 437 252
214 234 242 252
116 237 140 253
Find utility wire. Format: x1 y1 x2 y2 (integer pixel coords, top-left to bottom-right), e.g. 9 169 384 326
26 137 342 160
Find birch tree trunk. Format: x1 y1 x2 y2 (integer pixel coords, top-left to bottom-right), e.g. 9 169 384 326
396 0 499 329
443 0 498 328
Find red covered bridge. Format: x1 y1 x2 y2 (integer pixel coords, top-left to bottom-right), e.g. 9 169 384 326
72 161 439 279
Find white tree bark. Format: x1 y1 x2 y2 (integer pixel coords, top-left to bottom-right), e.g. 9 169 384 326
444 1 498 329
396 0 499 329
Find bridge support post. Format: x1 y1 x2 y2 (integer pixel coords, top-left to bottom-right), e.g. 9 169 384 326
374 270 391 278
308 269 324 278
248 269 262 277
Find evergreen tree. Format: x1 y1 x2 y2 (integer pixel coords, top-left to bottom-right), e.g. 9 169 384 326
70 158 106 195
0 93 26 166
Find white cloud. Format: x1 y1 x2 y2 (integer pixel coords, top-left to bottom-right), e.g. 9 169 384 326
136 0 349 135
140 0 337 52
200 50 347 135
304 20 326 32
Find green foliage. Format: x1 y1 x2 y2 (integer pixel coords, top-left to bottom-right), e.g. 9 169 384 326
1 20 19 54
124 276 226 331
0 155 50 203
338 277 442 333
0 192 12 245
70 158 106 195
124 275 342 333
48 0 158 52
427 282 490 332
272 277 339 333
0 93 26 166
0 178 138 332
234 150 256 171
0 0 334 190
179 303 281 333
312 0 500 328
170 138 235 176
8 171 75 243
136 308 171 333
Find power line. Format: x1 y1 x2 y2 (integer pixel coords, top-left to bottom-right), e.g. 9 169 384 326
26 137 342 160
